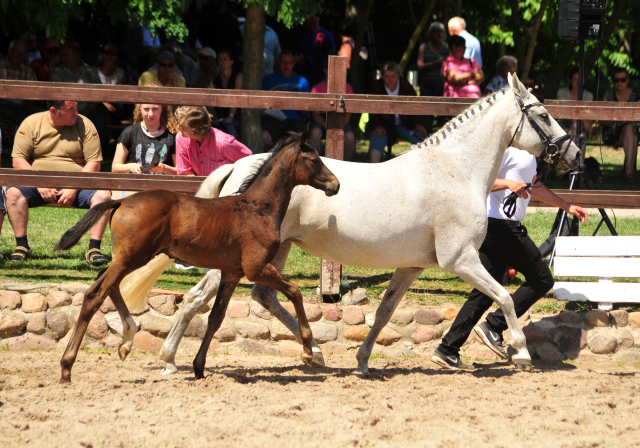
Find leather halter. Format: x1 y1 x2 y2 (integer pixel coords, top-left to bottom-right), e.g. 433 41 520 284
509 94 573 165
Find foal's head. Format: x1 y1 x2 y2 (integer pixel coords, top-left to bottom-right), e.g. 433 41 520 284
289 127 340 196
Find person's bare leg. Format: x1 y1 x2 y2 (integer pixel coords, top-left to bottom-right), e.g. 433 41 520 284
89 190 112 240
309 127 323 153
5 187 29 238
621 123 638 179
344 131 356 161
369 148 382 163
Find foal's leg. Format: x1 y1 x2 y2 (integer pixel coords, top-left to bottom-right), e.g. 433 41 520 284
247 263 314 365
193 273 240 379
355 267 423 374
160 269 222 375
60 267 124 383
440 245 531 371
250 242 324 366
109 287 138 361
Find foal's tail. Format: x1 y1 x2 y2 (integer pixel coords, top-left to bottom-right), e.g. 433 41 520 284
54 200 122 252
195 163 234 198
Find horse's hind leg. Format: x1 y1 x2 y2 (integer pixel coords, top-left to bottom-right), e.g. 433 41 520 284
441 245 531 371
60 266 125 383
109 287 138 361
193 272 240 379
355 267 423 374
250 242 324 366
160 269 222 375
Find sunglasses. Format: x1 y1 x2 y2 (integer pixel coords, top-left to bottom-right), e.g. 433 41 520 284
158 62 175 68
613 77 628 83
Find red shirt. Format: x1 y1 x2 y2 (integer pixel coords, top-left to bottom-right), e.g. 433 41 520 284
176 127 252 176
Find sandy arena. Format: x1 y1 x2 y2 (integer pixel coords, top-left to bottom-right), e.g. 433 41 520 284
1 348 639 448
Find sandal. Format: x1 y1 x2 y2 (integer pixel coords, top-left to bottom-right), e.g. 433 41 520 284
10 246 31 262
85 248 109 266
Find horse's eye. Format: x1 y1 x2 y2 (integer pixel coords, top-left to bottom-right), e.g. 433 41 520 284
312 158 320 165
540 113 549 120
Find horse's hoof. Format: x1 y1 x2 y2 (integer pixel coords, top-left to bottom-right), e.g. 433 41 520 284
161 363 178 376
513 358 532 372
301 354 314 367
311 349 325 367
118 346 130 361
194 370 205 380
59 376 71 384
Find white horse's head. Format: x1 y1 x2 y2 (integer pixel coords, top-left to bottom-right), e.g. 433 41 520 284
508 73 580 173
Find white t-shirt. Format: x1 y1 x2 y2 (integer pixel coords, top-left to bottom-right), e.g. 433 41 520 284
487 147 537 222
384 81 401 125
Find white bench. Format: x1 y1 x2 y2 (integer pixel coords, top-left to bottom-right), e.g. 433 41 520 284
553 236 640 311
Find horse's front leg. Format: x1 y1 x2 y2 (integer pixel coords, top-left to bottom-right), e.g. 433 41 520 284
160 269 222 375
193 273 239 379
251 242 324 366
247 263 314 366
442 245 531 371
356 267 423 374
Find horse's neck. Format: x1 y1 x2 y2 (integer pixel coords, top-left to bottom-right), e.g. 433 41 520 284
244 156 295 223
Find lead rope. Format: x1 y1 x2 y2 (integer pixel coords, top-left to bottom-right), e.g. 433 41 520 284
501 181 544 218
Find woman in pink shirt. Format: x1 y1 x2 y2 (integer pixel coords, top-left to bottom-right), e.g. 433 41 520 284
441 35 484 98
175 106 252 176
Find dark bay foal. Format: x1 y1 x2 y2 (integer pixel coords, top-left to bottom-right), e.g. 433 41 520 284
54 132 340 382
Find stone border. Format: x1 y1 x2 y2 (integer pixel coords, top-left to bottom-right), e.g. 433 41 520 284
1 284 640 364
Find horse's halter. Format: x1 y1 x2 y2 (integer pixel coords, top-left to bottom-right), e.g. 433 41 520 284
508 94 573 164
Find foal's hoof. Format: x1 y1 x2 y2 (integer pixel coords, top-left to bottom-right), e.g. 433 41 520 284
59 376 71 384
301 354 314 367
311 348 325 367
513 358 532 372
118 345 130 361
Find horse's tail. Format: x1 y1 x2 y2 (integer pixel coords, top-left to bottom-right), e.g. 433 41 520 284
195 163 235 199
54 200 123 252
119 254 175 313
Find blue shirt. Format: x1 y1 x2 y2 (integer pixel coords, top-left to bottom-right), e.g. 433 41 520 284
262 72 310 121
460 30 482 68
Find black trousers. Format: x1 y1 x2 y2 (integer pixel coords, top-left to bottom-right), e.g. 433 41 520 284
439 218 554 357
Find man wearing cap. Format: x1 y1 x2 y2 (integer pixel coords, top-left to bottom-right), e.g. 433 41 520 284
30 39 61 82
138 51 186 87
0 39 42 125
193 47 218 88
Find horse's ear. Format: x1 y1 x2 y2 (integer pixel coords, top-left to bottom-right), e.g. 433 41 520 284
301 122 311 145
508 72 530 99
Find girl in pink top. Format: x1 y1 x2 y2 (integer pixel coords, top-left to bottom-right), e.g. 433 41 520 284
441 35 484 98
174 106 252 176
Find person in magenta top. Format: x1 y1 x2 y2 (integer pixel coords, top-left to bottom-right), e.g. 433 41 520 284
174 105 252 176
441 35 484 98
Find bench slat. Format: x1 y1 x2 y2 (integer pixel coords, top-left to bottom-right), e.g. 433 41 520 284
554 256 640 278
555 236 640 256
554 281 640 303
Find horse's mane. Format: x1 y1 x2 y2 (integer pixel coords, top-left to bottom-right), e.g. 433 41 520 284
235 133 300 195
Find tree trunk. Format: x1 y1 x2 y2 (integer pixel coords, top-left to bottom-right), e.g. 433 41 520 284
241 3 266 152
349 0 376 90
544 41 576 99
520 0 547 82
398 0 438 75
509 0 525 64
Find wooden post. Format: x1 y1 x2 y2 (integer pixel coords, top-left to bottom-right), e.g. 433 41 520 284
320 56 347 296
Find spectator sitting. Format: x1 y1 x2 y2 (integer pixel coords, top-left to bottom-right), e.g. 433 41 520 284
238 14 281 77
261 50 310 151
175 105 252 176
296 14 336 87
193 47 218 88
0 39 42 126
6 100 112 265
309 56 356 161
112 102 178 176
417 21 450 132
30 39 61 82
138 50 186 87
448 16 482 68
212 49 243 139
483 55 518 95
441 35 484 99
367 61 428 163
556 67 593 146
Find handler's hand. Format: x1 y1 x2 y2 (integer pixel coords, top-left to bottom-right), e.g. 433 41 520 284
509 181 530 199
414 124 427 137
57 189 79 207
37 187 59 203
374 126 386 138
568 205 588 223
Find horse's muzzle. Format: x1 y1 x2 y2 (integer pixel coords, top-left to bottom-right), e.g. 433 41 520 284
324 181 340 197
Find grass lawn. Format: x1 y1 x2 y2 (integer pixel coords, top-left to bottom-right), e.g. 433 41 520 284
1 137 638 313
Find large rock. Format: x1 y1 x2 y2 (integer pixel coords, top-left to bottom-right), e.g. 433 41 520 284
585 310 608 327
279 340 303 357
251 301 272 320
59 282 90 295
557 310 581 325
411 327 438 344
533 342 566 362
390 309 414 326
627 312 640 328
342 288 368 306
415 309 444 326
141 314 172 338
0 290 21 310
376 327 402 346
47 313 70 339
587 334 617 354
27 313 46 335
234 321 270 340
72 292 85 306
99 297 117 313
21 293 47 313
323 304 341 322
7 334 57 351
548 325 587 354
86 311 109 340
463 343 499 361
276 302 322 321
184 316 206 339
270 319 296 341
214 318 235 342
441 308 459 321
148 295 176 316
0 312 27 337
234 339 278 355
342 306 365 325
227 300 250 318
104 313 125 336
311 322 338 343
132 331 163 354
609 310 628 327
365 313 376 327
617 331 635 349
613 350 640 363
522 324 547 343
103 335 124 351
343 326 369 342
45 290 72 309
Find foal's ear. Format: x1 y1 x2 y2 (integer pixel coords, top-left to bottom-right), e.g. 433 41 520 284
508 72 530 99
301 122 311 145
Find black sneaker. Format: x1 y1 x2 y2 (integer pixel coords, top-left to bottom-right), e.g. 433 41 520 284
474 321 509 360
431 348 474 371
